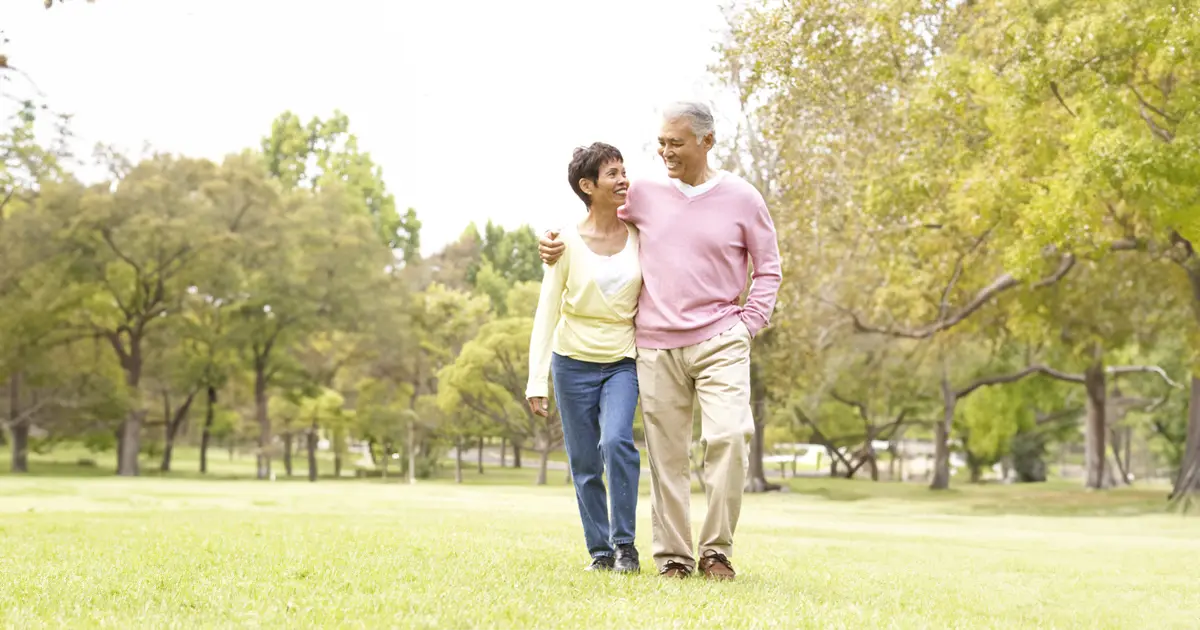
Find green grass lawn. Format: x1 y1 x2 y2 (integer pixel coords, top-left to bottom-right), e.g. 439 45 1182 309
1 467 1198 629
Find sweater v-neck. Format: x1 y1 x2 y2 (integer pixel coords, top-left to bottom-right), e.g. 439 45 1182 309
668 171 726 203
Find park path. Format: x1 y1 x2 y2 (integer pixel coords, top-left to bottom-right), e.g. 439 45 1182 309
450 446 826 480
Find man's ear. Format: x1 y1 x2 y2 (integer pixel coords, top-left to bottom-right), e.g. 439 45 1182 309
702 132 715 150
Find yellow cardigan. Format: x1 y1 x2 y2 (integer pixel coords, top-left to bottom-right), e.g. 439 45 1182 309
525 224 642 399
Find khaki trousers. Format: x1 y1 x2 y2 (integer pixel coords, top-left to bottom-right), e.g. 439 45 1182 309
636 321 754 571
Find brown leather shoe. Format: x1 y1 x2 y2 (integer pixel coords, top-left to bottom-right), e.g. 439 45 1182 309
698 550 736 581
659 561 692 579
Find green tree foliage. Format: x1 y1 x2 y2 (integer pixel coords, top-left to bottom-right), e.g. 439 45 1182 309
437 317 562 485
719 0 1197 498
261 111 419 257
466 221 543 287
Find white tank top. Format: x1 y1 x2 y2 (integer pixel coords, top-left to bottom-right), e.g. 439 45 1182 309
589 233 638 298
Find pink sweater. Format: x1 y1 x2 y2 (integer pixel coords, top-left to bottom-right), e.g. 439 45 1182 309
619 173 782 349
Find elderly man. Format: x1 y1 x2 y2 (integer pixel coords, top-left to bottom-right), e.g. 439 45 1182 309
538 101 781 580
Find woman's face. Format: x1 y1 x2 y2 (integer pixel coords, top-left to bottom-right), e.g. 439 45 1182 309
583 159 628 209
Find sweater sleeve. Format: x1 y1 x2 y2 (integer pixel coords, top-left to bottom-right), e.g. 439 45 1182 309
526 247 569 399
740 192 782 337
616 181 639 225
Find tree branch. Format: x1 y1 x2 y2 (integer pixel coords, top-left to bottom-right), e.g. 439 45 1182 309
1031 254 1076 288
100 228 143 277
845 240 1085 340
1107 365 1181 389
955 365 1056 399
1129 83 1178 124
1050 81 1078 118
1138 104 1175 142
1038 366 1087 385
829 389 869 423
1036 407 1082 426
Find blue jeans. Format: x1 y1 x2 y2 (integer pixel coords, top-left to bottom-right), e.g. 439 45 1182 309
551 353 641 558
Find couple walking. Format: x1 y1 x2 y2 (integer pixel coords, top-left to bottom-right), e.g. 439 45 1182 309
525 101 782 579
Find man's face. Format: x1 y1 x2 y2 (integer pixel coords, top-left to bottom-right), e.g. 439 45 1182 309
581 159 628 208
657 117 712 182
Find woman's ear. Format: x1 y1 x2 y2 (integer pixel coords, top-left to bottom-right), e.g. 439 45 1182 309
579 178 595 197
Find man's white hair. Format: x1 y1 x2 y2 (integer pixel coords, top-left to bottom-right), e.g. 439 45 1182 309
662 101 715 143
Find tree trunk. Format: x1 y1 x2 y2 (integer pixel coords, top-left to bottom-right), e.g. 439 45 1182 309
114 338 146 477
513 440 523 468
160 424 176 472
117 410 145 477
200 386 216 474
930 374 955 491
478 435 485 473
1169 376 1200 509
283 433 294 476
1110 426 1132 485
307 422 318 482
455 437 464 484
500 437 506 467
160 390 196 473
969 461 983 484
1123 425 1133 482
536 441 550 486
745 418 777 492
407 415 417 484
115 426 124 474
1083 357 1110 490
254 364 271 480
334 449 343 478
1174 263 1200 507
745 353 780 493
379 442 389 479
9 373 28 474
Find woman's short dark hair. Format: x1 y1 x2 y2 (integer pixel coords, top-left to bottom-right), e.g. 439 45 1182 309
568 142 623 208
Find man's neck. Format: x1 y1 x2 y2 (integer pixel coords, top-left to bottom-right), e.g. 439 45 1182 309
679 165 718 187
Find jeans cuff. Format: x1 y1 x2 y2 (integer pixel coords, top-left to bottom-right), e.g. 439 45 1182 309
591 551 614 559
611 537 635 546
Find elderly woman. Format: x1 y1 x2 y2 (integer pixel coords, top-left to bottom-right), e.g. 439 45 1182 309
526 142 642 573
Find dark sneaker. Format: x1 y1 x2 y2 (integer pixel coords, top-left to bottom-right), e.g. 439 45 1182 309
698 550 735 581
659 560 692 579
586 556 615 572
614 544 640 573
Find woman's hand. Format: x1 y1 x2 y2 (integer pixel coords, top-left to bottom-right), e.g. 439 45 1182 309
528 397 550 417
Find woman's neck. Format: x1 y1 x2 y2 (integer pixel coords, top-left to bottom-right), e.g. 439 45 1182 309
584 205 623 233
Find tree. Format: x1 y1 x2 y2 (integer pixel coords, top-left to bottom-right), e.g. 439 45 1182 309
261 110 418 256
438 318 563 485
62 154 260 476
227 169 388 479
919 0 1199 504
298 388 345 482
398 283 490 482
467 221 543 287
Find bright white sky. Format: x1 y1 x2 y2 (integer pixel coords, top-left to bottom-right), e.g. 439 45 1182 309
3 0 734 254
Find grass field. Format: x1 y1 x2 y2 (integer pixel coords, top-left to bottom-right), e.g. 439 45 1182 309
2 458 1199 629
